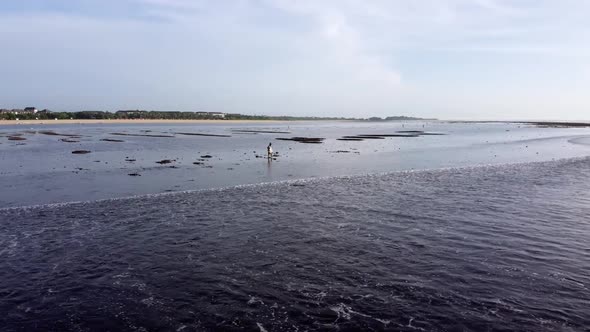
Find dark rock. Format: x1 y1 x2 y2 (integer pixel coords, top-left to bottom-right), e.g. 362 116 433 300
200 155 213 158
156 159 174 164
39 130 80 137
101 138 125 142
72 150 91 154
276 137 325 143
337 138 364 141
60 138 79 143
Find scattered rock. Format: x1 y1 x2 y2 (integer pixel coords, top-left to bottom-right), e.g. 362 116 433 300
193 162 204 165
128 173 141 176
60 138 80 143
276 137 325 144
72 150 91 154
156 159 174 164
101 138 125 142
39 130 80 137
330 150 351 153
200 155 213 158
8 136 26 141
125 158 136 162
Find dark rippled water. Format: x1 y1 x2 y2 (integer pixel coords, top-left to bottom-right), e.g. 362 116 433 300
1 158 590 331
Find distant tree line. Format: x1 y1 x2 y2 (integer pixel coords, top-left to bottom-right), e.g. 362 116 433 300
0 110 361 121
0 110 432 121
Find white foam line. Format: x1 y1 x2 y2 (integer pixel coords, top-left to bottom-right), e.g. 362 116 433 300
1 155 589 213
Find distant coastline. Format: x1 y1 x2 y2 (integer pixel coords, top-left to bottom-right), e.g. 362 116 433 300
0 108 434 124
2 119 589 128
0 119 310 125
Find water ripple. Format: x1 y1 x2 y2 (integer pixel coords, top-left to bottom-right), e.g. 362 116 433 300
1 157 589 331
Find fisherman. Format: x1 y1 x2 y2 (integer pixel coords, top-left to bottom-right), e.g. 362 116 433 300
267 142 273 159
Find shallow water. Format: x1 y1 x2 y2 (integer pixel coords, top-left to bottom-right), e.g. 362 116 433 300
1 157 590 331
1 121 589 207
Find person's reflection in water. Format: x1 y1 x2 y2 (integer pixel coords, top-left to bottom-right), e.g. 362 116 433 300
266 157 272 178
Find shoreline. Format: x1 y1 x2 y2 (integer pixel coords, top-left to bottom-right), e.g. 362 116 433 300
2 119 589 127
0 119 317 125
2 154 588 212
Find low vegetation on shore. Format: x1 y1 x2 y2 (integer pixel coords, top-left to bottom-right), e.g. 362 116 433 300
0 109 431 122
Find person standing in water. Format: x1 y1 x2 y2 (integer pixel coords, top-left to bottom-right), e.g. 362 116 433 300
267 143 273 159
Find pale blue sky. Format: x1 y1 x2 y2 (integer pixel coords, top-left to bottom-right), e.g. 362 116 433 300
0 0 588 120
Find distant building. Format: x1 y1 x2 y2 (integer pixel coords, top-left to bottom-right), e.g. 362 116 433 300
24 107 38 114
194 111 225 118
0 109 10 114
11 109 24 114
116 110 148 115
208 112 225 118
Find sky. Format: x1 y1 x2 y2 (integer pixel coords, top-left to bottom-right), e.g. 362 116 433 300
0 0 589 120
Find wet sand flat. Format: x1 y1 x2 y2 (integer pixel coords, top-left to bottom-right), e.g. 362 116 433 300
1 121 589 208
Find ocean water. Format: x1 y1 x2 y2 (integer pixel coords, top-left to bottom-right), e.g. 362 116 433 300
1 157 590 331
1 121 590 207
1 121 590 331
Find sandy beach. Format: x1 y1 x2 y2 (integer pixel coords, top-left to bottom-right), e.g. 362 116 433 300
0 119 290 125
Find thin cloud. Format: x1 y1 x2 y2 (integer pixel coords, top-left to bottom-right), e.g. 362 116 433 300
0 0 588 119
